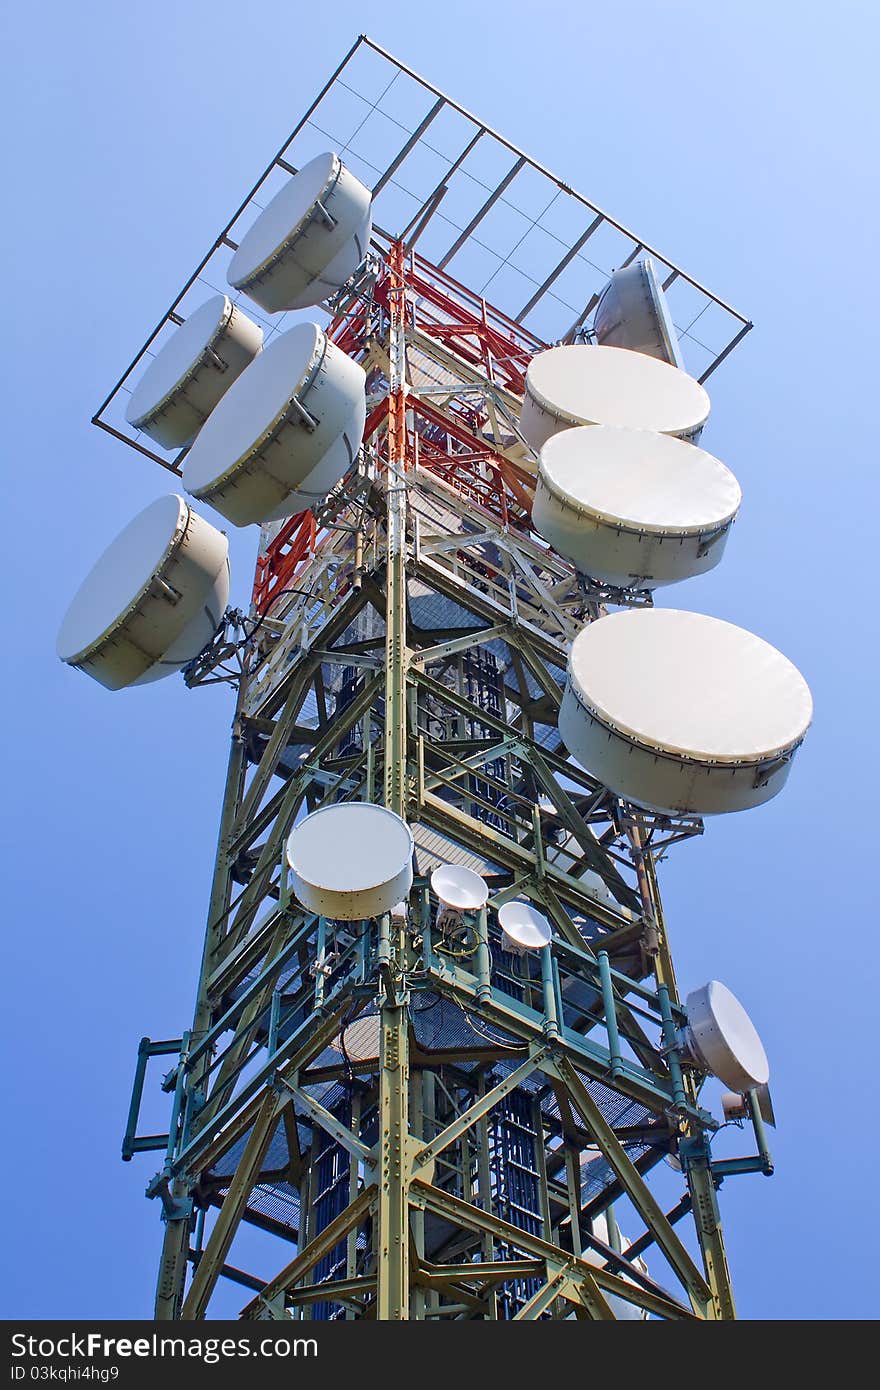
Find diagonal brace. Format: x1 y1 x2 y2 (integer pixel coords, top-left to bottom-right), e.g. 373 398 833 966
274 1076 373 1165
544 1055 714 1316
180 1089 284 1320
412 1050 545 1172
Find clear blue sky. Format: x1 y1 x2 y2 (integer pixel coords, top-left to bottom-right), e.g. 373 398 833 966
2 0 876 1320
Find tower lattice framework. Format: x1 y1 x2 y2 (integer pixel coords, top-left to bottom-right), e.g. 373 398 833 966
110 38 767 1322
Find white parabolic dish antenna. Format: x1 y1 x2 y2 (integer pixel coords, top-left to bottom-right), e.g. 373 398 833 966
498 901 553 953
125 295 263 451
430 864 489 912
558 608 813 816
533 425 741 588
593 258 683 368
228 151 373 313
520 344 710 452
182 323 366 527
56 494 229 691
681 980 770 1093
285 803 414 920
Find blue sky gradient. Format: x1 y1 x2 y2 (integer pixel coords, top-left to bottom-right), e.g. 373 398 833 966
2 0 876 1319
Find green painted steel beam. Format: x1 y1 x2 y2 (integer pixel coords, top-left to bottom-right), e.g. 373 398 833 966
422 960 691 1116
239 1186 377 1318
545 1056 715 1317
409 1180 694 1321
180 1089 283 1320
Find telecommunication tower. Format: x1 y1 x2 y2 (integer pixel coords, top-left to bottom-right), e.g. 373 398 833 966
63 37 811 1320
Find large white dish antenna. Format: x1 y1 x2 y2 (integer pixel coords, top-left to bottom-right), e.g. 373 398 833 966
56 495 229 691
497 901 553 954
520 345 709 452
593 258 683 368
182 323 366 527
228 151 372 313
681 980 770 1093
430 864 489 912
285 803 414 921
559 609 812 815
533 425 741 588
125 295 263 451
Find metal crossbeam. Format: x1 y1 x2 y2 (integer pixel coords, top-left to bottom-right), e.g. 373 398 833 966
518 214 604 320
410 1182 695 1320
438 157 528 269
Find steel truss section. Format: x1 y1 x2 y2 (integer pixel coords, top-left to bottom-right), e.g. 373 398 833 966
108 41 763 1323
123 237 762 1323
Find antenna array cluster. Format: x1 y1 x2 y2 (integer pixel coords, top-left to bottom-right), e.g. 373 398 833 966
65 37 810 1322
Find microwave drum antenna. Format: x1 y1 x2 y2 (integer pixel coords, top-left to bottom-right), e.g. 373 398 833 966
183 323 366 527
125 295 263 450
679 980 770 1093
227 151 372 313
559 608 812 815
533 425 741 588
520 344 709 451
593 258 683 367
285 803 414 921
497 901 553 955
430 863 489 931
57 494 230 691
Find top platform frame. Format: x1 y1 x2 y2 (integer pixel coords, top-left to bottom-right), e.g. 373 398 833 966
93 34 752 477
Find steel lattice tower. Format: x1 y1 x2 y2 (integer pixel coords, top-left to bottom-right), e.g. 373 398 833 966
105 38 775 1321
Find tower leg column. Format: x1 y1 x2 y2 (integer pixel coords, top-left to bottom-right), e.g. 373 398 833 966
155 1209 191 1322
377 1001 410 1319
683 1142 737 1321
154 725 247 1319
376 240 412 1320
629 819 737 1320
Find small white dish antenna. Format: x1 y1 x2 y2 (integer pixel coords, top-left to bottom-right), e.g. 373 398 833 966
679 980 770 1094
182 322 366 527
228 151 373 313
497 901 553 954
431 864 489 912
520 344 709 452
56 494 229 691
721 1092 748 1122
285 803 414 921
533 425 741 589
431 863 489 932
126 295 263 451
721 1082 776 1127
593 258 683 368
559 608 813 816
